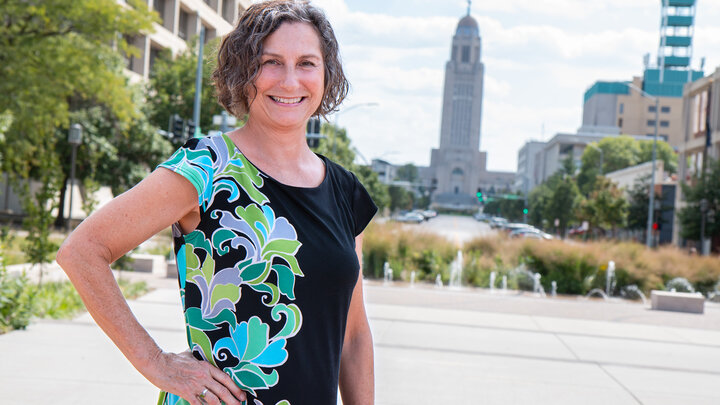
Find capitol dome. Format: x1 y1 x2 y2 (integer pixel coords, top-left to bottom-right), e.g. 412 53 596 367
455 15 479 37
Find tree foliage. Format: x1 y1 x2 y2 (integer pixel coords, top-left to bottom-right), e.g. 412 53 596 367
677 159 720 241
0 0 158 265
577 136 676 195
577 176 628 232
395 164 418 183
146 37 226 142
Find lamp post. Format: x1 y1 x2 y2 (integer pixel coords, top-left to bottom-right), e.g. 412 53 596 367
625 83 659 248
332 102 379 157
67 124 83 231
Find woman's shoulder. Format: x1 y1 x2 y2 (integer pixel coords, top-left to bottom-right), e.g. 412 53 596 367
320 155 359 187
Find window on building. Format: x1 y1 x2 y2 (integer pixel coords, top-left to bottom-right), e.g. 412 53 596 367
648 105 657 113
660 120 669 127
222 0 235 23
153 0 165 22
647 120 656 126
661 106 671 113
149 46 162 73
618 118 623 127
619 103 624 114
461 46 470 63
179 9 190 40
659 135 669 142
451 46 457 61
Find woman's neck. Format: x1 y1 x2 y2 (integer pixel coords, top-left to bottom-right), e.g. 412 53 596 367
227 119 325 187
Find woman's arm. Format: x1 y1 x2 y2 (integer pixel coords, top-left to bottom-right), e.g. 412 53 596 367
56 168 246 405
338 233 375 404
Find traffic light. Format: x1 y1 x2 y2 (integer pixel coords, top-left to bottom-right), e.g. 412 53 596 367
306 117 322 148
186 120 197 138
523 208 529 215
170 114 184 139
476 188 483 202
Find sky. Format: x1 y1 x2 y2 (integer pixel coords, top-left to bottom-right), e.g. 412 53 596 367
299 0 720 172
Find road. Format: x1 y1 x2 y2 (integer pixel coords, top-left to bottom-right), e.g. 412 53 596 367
407 214 495 246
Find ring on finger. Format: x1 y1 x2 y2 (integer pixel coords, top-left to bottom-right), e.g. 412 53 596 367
199 388 209 398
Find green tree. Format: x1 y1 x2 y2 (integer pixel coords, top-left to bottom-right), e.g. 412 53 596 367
146 38 226 141
388 185 413 212
577 176 628 236
0 0 156 267
677 159 720 241
638 139 677 174
395 164 418 183
354 166 390 212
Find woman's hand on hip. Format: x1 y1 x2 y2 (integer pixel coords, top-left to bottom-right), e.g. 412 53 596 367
146 350 247 405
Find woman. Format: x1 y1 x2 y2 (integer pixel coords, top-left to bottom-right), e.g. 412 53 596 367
56 1 377 404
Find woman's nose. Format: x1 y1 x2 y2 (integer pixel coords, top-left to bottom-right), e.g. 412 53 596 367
279 66 300 89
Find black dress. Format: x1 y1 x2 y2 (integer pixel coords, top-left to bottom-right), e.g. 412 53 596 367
156 133 377 405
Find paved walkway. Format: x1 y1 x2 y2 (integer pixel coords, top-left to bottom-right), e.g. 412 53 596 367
1 276 719 404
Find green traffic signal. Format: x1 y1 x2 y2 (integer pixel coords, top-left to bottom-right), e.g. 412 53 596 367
523 208 529 214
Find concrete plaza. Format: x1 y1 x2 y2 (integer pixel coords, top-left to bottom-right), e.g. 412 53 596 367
1 274 719 404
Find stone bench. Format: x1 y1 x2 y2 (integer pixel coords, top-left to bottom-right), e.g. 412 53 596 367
650 290 705 314
128 253 168 278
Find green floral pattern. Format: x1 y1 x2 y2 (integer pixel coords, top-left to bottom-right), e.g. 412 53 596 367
157 135 304 404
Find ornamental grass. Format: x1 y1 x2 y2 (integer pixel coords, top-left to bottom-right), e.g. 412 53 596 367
363 221 720 296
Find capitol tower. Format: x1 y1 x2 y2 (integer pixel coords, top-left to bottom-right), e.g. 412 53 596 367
429 10 488 208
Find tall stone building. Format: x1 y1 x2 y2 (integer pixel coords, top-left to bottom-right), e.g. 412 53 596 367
429 14 485 208
427 12 514 209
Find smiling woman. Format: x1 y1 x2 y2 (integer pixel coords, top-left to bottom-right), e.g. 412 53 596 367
56 1 376 405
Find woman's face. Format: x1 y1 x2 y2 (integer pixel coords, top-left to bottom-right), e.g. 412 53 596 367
248 22 325 131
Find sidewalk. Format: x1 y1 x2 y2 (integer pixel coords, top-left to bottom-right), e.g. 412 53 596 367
1 278 719 404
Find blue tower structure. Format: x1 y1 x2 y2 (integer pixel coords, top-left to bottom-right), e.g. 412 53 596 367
644 0 703 97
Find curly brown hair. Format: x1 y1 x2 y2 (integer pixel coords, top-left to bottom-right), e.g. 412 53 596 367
212 0 348 119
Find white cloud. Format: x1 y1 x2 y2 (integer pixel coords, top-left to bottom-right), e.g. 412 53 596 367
302 0 720 173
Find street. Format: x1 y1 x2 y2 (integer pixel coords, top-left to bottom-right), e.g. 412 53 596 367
406 214 495 245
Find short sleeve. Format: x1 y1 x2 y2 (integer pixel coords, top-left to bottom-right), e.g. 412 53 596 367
156 138 215 209
350 172 378 236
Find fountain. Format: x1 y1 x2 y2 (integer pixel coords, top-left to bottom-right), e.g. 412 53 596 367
435 274 443 288
489 271 496 292
410 271 416 287
383 262 393 284
532 273 546 297
621 284 648 305
551 281 557 297
448 250 463 288
501 275 507 292
606 260 615 296
585 288 609 300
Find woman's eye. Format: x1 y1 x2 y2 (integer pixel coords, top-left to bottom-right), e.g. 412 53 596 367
300 60 316 67
263 59 279 65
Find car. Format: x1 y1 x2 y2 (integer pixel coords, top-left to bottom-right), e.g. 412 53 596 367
395 212 425 224
504 223 535 233
509 228 553 240
489 217 508 229
422 209 438 219
473 213 490 222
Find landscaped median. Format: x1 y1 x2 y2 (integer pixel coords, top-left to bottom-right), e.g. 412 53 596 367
362 221 720 298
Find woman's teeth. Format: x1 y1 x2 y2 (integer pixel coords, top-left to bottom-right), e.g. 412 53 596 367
271 96 302 104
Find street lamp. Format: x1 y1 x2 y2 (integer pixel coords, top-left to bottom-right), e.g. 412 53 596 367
332 102 379 156
67 123 83 231
625 82 659 248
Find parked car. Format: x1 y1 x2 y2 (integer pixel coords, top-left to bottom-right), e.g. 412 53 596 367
504 223 535 233
489 217 508 229
395 212 425 224
422 209 438 219
509 228 553 240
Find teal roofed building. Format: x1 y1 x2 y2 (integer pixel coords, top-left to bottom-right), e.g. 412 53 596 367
581 0 705 148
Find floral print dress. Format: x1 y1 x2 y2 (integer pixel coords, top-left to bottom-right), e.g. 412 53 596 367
155 133 376 405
